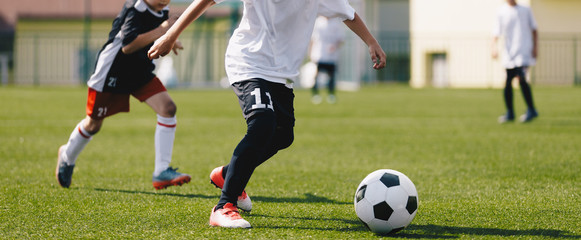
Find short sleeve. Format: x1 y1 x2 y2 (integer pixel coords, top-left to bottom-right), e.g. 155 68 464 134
318 0 355 21
213 0 228 4
527 8 538 30
121 9 140 47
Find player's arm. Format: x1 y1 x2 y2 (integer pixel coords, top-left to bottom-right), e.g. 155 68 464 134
122 15 179 55
343 13 386 70
532 29 538 58
149 0 216 59
491 36 499 59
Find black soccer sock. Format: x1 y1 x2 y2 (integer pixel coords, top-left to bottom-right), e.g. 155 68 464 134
518 75 536 111
217 112 276 209
503 77 514 115
504 68 526 116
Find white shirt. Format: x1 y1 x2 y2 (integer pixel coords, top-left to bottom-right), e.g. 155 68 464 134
214 0 355 87
493 4 537 69
310 16 346 64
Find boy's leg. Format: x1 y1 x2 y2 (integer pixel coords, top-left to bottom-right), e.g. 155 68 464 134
211 79 279 228
144 91 177 176
254 81 295 166
503 68 516 117
62 117 99 166
57 87 116 188
56 117 99 188
215 80 294 208
516 68 536 111
312 63 322 104
516 67 538 122
135 78 190 189
324 63 337 95
325 63 337 103
215 117 292 212
218 108 276 209
499 68 517 123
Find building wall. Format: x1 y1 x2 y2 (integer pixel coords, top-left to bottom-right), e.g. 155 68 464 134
532 0 581 34
409 0 580 88
0 0 192 29
410 0 506 88
530 0 581 86
0 0 122 26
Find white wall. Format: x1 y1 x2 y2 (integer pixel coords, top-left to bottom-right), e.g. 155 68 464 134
408 0 581 88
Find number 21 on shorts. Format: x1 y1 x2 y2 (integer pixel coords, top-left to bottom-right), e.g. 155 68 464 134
250 88 274 111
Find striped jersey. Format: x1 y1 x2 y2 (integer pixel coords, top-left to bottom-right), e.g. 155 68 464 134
88 0 169 93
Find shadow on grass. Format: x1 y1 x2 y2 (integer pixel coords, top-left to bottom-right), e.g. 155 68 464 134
250 213 366 232
93 188 215 199
92 188 350 205
251 193 351 205
252 216 580 239
394 224 581 239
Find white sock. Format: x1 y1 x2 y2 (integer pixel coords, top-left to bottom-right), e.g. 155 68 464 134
63 119 93 165
154 115 177 176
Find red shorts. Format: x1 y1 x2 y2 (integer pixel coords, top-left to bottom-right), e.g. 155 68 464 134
86 77 167 120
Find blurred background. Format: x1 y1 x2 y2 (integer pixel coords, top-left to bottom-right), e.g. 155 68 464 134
0 0 579 89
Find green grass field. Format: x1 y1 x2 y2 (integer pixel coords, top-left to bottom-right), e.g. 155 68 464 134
1 85 580 239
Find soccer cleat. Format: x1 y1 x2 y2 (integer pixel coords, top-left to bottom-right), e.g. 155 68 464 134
209 203 251 228
498 112 515 124
520 109 538 123
152 167 191 190
327 94 336 104
210 166 252 212
311 94 322 104
56 145 75 188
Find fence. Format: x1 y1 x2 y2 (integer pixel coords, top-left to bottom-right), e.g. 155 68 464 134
5 29 581 88
12 21 231 88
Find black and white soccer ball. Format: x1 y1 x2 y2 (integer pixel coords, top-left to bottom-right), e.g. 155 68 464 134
354 169 418 234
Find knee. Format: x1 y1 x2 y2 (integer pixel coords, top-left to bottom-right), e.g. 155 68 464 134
162 101 177 117
247 112 276 139
504 78 513 88
275 126 294 150
84 118 102 135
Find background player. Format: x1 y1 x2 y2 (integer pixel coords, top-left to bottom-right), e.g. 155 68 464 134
309 15 346 104
56 0 190 190
492 0 539 123
148 0 386 228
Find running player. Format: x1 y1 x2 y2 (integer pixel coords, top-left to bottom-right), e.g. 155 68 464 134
56 0 190 190
148 0 386 228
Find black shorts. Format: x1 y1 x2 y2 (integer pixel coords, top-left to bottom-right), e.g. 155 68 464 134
232 78 295 128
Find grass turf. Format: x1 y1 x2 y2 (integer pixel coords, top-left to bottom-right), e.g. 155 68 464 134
0 85 580 239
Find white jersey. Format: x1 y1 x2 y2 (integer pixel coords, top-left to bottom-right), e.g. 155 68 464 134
310 16 346 64
214 0 355 87
493 4 537 69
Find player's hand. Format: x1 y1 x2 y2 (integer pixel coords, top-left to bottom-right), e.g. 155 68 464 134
148 34 174 59
172 40 184 55
369 43 386 70
492 48 499 59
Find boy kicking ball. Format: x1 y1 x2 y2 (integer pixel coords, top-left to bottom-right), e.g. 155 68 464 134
56 0 190 190
149 0 386 228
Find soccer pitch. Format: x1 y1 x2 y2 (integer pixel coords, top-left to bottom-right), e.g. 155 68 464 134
1 86 579 239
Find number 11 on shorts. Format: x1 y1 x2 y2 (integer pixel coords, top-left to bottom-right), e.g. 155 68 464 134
250 88 274 111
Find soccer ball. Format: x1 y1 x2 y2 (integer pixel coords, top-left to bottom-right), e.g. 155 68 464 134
354 169 418 234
